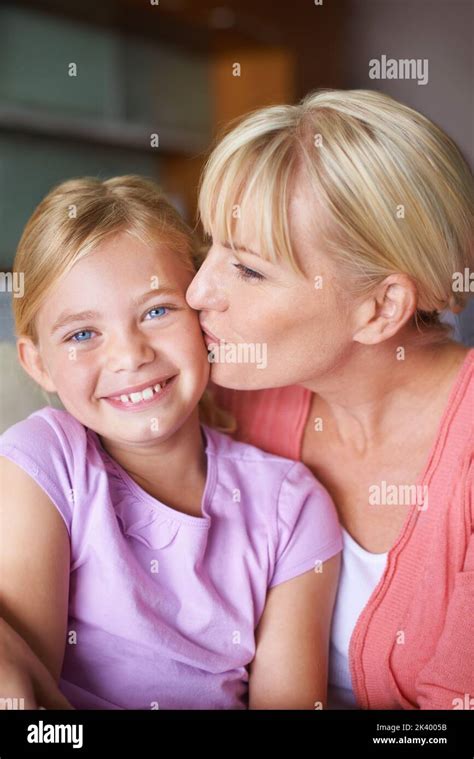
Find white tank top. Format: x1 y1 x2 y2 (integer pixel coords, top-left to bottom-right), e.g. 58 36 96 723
327 527 388 709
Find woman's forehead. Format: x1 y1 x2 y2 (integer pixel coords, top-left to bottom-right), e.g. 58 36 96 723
206 160 327 277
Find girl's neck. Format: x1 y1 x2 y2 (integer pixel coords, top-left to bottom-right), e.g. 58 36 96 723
99 409 208 517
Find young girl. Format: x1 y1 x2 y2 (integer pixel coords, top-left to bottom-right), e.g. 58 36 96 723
0 175 342 710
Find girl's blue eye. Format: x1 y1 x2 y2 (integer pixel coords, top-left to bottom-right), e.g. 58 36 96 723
145 306 169 319
65 306 171 342
69 330 93 343
233 264 264 281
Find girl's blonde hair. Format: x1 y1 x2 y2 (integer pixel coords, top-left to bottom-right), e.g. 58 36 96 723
13 174 235 433
199 89 473 341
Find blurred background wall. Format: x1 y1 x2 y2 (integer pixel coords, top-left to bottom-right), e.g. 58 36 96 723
0 0 472 347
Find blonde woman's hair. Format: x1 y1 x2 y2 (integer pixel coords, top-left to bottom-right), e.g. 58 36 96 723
199 89 473 341
13 174 235 433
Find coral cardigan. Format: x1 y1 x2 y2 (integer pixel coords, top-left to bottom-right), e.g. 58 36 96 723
210 349 474 709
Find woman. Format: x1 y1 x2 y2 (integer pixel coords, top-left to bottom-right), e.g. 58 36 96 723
185 89 474 709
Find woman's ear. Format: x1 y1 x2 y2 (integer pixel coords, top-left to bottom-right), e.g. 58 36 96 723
17 337 57 394
352 274 418 345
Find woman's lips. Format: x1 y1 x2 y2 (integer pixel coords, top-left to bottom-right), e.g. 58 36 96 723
203 332 222 348
201 325 224 345
102 375 177 412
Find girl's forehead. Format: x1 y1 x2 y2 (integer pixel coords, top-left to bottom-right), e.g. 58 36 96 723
42 243 192 319
71 236 191 280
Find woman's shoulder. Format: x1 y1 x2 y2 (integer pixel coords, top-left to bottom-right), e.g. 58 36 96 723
426 348 473 524
440 347 473 455
208 381 312 460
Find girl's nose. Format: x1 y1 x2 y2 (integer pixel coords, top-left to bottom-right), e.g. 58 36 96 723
105 329 155 373
186 254 228 312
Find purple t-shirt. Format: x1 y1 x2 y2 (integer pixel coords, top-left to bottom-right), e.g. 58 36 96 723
0 407 342 710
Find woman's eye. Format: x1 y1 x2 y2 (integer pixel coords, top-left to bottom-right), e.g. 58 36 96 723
233 264 264 281
68 330 94 343
145 305 170 320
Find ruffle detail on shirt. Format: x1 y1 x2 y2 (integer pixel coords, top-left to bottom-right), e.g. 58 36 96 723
114 497 181 550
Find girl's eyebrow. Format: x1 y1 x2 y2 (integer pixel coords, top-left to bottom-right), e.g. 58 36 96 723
50 286 182 335
50 309 100 335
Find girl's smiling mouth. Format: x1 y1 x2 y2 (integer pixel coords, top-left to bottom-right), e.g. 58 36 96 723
101 375 177 411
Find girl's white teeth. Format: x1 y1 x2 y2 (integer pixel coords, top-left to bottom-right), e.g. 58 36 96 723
116 381 166 404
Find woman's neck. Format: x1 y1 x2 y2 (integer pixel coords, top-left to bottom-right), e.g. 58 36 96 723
301 336 469 453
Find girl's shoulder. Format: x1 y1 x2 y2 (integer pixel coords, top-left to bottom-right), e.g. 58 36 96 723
203 422 341 528
0 407 91 537
203 423 343 586
203 420 314 485
0 407 90 509
208 381 311 460
0 405 87 457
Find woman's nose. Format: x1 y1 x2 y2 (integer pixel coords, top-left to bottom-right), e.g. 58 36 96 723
186 254 228 311
105 329 155 373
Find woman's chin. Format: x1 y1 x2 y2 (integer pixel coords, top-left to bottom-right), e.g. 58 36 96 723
209 364 274 391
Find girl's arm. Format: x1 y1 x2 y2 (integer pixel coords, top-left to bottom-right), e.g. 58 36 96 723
0 456 72 708
248 553 340 710
0 618 74 709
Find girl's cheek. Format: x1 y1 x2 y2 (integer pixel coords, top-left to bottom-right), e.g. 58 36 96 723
52 350 93 385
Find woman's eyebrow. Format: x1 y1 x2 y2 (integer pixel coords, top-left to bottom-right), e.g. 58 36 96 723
50 287 182 335
222 241 261 257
